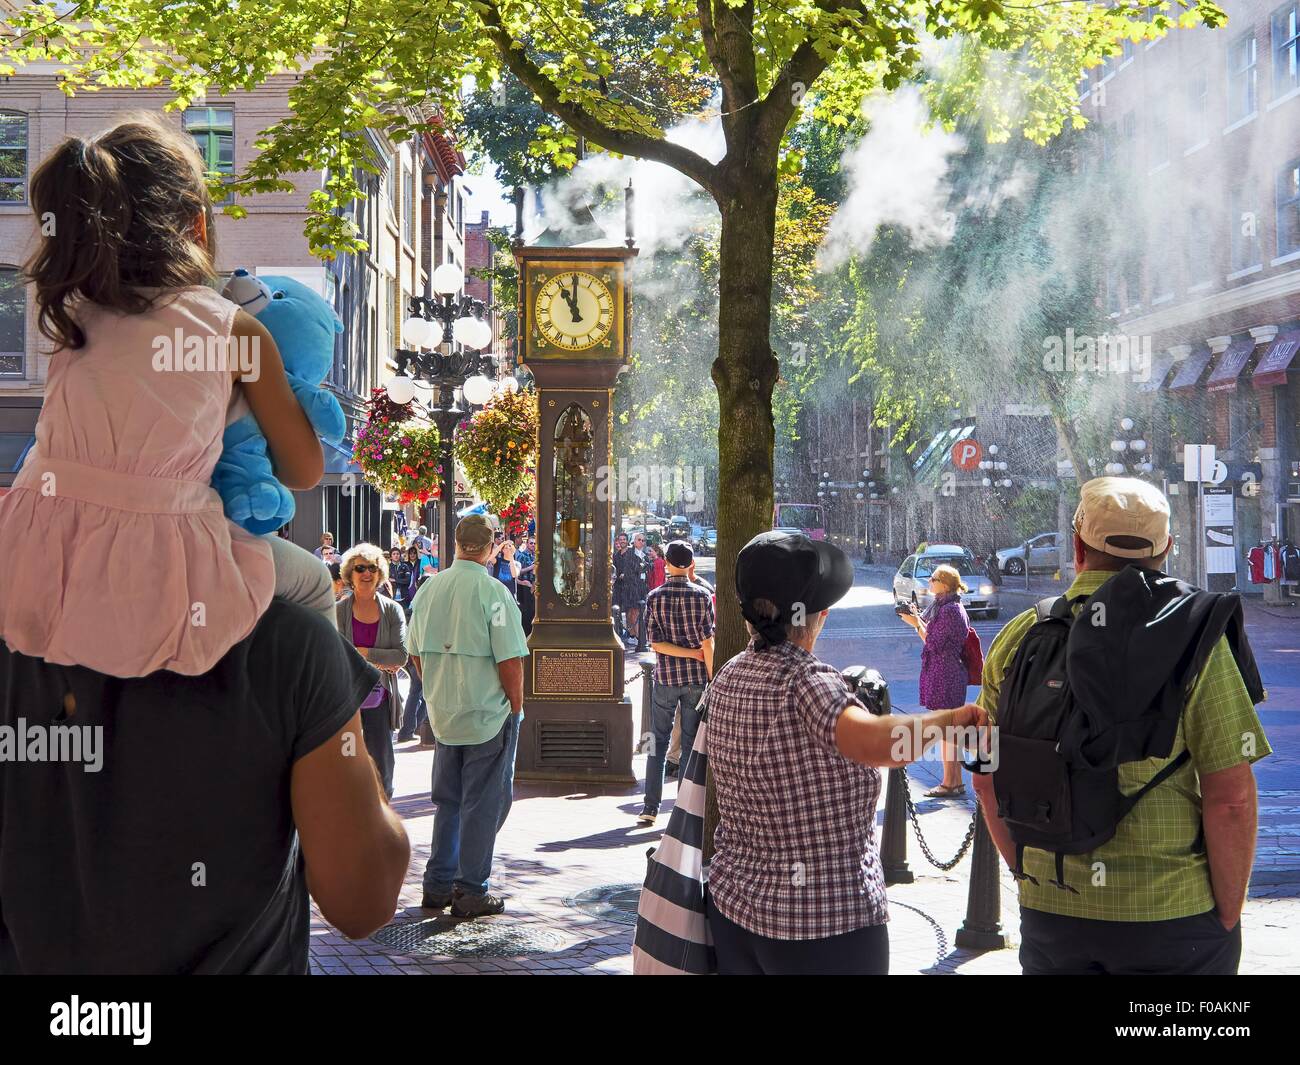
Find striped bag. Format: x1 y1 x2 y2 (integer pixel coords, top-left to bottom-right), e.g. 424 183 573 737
631 695 716 975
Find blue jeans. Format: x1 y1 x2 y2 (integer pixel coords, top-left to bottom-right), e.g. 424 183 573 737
423 714 521 897
643 682 704 813
399 673 427 739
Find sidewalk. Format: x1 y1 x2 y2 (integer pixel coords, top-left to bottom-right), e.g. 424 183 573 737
308 672 1300 975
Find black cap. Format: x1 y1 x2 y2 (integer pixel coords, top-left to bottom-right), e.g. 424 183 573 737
664 540 694 567
735 530 853 646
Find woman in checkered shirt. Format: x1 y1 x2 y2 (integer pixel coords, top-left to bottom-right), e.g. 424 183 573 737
705 532 984 975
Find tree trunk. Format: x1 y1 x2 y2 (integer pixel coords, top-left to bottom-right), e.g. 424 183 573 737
702 168 780 860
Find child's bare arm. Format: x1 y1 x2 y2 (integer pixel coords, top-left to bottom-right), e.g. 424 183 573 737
231 310 324 490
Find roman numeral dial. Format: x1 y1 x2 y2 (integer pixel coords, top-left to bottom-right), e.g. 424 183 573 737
534 270 615 352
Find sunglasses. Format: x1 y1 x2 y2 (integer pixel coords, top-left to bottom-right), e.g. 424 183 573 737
353 564 380 575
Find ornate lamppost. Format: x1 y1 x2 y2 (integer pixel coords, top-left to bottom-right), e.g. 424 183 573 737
387 262 503 557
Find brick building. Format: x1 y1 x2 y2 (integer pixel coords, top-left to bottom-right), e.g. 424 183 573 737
1082 1 1300 598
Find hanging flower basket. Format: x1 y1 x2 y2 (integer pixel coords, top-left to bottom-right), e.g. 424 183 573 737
454 388 539 512
499 491 535 539
355 387 442 504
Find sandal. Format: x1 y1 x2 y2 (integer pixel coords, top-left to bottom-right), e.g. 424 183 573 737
924 783 966 798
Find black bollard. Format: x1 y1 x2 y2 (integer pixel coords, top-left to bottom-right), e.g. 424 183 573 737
638 664 653 752
954 805 1011 950
880 767 914 885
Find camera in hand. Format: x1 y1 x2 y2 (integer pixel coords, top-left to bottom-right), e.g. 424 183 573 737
841 665 890 716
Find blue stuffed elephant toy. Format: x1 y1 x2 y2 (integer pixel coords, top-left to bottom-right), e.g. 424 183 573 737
212 270 347 535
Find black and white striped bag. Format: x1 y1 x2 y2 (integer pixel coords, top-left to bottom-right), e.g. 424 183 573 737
631 694 716 975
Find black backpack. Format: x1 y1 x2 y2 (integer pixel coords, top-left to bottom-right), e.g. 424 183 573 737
988 574 1263 893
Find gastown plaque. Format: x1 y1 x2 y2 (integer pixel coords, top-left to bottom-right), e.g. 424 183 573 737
531 649 615 698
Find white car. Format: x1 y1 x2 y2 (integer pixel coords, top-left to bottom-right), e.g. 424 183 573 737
894 546 1000 619
996 532 1063 576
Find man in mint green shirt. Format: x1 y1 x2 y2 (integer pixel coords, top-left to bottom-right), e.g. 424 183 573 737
406 514 529 918
973 477 1269 974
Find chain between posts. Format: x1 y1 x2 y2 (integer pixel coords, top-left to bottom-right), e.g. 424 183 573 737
899 766 980 871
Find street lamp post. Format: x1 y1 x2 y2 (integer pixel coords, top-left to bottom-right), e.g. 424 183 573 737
389 263 498 557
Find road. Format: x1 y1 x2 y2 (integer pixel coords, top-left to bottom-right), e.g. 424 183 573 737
692 553 1299 873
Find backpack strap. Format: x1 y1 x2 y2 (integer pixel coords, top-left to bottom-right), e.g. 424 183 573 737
1011 843 1039 886
1116 748 1192 820
1047 851 1080 894
1034 596 1064 622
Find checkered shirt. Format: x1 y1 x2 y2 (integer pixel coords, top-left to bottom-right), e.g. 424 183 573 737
645 575 714 687
706 638 888 940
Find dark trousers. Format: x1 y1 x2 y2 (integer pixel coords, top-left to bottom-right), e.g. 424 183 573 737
706 896 889 975
360 702 395 799
517 584 535 637
1019 907 1242 975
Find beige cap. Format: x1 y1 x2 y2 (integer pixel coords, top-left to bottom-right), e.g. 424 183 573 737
1072 476 1172 559
455 513 495 552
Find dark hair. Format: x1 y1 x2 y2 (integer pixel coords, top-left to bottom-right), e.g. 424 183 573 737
24 114 218 350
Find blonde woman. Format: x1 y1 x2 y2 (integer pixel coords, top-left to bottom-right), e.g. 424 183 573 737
899 562 972 798
335 543 409 798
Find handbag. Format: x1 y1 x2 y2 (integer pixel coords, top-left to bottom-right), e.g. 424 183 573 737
631 686 716 975
962 625 984 687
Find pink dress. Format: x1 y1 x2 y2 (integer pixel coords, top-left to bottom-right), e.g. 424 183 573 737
0 284 274 677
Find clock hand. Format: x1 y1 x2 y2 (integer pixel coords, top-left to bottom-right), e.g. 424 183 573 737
568 274 583 323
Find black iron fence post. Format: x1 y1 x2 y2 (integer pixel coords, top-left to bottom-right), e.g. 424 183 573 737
880 767 914 885
954 807 1011 950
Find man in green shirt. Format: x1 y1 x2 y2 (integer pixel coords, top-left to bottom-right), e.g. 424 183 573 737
406 514 530 918
973 477 1270 974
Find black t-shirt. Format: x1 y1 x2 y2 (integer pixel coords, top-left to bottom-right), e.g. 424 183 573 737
0 600 378 974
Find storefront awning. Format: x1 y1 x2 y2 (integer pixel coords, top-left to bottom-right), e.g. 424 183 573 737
1167 343 1214 392
1137 348 1179 393
1252 330 1300 389
1205 337 1257 392
912 424 974 487
320 438 364 485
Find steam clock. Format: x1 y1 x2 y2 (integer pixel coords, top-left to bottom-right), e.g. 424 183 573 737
513 191 639 783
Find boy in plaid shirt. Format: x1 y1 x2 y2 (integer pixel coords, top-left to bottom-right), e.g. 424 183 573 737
638 541 714 825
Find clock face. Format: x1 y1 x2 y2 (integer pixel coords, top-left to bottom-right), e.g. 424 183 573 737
534 270 615 352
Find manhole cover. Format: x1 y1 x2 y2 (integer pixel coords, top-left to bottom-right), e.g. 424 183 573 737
566 883 642 925
370 915 571 958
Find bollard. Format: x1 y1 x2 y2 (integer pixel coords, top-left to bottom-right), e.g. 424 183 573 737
638 664 653 747
954 805 1011 950
880 767 914 885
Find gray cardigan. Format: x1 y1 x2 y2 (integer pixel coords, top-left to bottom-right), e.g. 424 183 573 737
335 593 409 730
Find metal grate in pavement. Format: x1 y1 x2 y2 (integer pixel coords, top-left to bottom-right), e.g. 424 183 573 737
565 883 643 925
370 915 572 958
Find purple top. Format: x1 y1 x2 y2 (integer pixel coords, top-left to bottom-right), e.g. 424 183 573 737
351 616 386 710
918 593 970 710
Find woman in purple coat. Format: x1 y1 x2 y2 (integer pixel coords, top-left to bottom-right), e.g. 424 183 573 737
900 563 971 798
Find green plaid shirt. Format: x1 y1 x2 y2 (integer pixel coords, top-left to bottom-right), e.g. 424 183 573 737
978 569 1271 922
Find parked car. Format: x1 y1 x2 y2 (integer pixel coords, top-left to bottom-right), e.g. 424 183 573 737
693 526 717 556
995 531 1063 576
664 514 693 541
893 545 1000 619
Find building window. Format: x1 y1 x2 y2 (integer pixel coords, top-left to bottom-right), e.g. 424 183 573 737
1276 3 1300 97
1186 72 1209 147
403 160 416 247
1229 184 1262 270
1184 205 1213 286
183 107 234 204
0 267 24 376
1278 157 1300 256
0 113 27 203
1149 104 1169 168
1149 212 1175 300
383 155 396 220
1227 33 1257 122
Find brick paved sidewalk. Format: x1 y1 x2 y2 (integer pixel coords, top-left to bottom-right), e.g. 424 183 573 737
309 674 1300 975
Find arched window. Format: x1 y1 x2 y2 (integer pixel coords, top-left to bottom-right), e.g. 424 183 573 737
0 267 24 377
0 112 27 203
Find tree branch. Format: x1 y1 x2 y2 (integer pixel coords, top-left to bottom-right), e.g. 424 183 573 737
752 0 868 156
478 1 721 195
696 0 741 116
